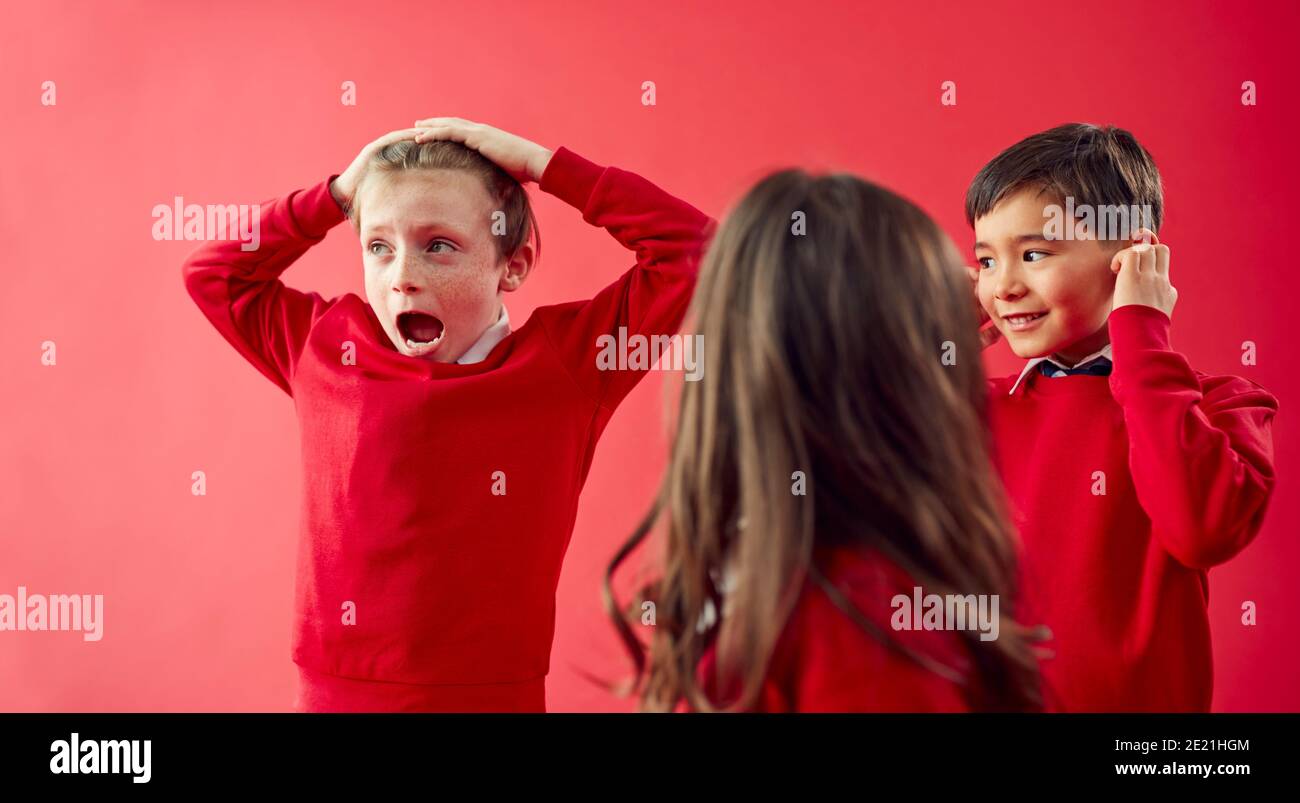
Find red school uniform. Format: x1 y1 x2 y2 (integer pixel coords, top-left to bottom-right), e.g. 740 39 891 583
988 304 1278 711
183 147 716 711
693 546 978 712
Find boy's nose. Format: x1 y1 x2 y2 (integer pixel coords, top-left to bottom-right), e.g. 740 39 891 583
392 258 426 294
994 262 1025 299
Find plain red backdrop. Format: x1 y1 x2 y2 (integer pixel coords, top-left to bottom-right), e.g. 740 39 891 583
1 0 1295 712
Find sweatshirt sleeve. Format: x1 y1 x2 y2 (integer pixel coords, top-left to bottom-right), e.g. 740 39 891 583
533 147 717 410
181 177 347 397
1108 304 1279 569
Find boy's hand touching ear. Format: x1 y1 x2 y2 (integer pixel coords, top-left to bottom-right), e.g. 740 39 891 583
413 117 553 184
1111 228 1177 318
966 265 1001 349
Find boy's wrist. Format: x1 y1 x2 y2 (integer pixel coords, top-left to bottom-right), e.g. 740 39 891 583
529 148 554 183
289 177 348 239
327 175 348 212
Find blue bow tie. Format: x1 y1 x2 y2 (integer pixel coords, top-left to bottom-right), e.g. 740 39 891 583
1038 356 1113 378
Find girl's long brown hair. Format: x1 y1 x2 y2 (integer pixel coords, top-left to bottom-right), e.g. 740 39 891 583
603 170 1044 712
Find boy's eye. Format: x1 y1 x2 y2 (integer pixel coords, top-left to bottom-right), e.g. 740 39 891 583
428 240 454 254
368 242 390 256
1024 250 1049 262
977 257 995 270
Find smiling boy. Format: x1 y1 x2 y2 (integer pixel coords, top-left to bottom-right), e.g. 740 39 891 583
968 123 1278 711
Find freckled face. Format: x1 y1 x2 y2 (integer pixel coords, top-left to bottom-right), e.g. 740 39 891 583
973 188 1121 363
356 169 507 362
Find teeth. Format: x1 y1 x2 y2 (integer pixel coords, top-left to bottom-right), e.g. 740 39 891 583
405 335 442 349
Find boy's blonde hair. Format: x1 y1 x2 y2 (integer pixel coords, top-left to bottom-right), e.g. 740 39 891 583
345 139 541 265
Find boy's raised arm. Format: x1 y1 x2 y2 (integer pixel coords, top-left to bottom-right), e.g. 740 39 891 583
182 179 345 396
183 129 422 395
534 146 718 409
1109 303 1279 570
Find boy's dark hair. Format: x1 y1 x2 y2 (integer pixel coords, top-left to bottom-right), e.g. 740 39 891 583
964 123 1163 233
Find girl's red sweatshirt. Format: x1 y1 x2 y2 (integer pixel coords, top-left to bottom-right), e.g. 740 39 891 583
988 305 1278 711
694 547 975 712
183 147 716 710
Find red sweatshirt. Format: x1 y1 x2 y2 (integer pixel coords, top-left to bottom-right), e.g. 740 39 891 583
183 147 716 711
988 304 1278 711
694 546 975 712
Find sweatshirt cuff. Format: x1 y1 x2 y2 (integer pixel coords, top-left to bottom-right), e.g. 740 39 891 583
1109 304 1172 358
289 175 347 240
538 147 604 213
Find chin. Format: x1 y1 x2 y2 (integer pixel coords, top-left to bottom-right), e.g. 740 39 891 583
1006 336 1058 360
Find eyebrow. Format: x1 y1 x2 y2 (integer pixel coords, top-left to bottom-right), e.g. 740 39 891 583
365 221 468 239
972 233 1054 250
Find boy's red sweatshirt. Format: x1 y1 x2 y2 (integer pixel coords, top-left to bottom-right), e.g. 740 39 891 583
694 547 975 712
183 148 715 710
988 305 1278 711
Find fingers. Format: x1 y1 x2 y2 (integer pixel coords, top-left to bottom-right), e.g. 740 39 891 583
1116 229 1167 278
1131 227 1159 246
1135 243 1156 274
980 324 1002 349
1153 243 1171 276
413 125 454 143
414 116 471 127
413 124 477 147
387 127 426 141
413 117 479 142
1110 246 1131 274
371 128 425 150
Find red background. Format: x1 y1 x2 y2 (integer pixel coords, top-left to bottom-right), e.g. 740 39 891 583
1 0 1295 711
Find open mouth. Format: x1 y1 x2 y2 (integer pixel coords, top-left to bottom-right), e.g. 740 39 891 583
1001 311 1047 332
395 310 445 355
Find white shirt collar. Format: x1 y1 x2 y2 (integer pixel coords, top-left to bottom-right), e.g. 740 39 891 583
457 305 511 364
1008 342 1112 395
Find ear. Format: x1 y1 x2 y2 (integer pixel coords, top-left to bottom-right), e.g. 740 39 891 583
498 240 535 293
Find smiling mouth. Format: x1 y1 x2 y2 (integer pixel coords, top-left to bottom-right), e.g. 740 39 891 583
395 311 445 353
1002 311 1048 331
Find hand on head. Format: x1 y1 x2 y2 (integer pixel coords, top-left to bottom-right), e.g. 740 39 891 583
412 117 553 184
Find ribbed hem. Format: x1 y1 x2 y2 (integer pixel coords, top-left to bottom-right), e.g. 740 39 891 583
293 664 546 713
